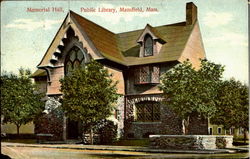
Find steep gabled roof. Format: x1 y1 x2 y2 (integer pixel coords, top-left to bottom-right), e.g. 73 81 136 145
117 22 195 65
30 69 47 77
37 13 70 67
69 11 200 66
136 24 166 44
70 11 126 64
33 2 205 77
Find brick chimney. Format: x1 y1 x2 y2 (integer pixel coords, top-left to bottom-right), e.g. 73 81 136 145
186 2 197 25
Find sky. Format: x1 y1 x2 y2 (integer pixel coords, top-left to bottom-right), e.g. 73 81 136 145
1 0 248 83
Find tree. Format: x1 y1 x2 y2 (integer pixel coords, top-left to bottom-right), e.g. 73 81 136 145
211 78 249 142
159 59 224 134
60 60 119 144
1 68 45 135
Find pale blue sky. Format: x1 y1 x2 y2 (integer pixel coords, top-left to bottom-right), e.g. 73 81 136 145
1 0 248 83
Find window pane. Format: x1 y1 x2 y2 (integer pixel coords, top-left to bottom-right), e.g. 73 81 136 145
73 60 80 69
134 67 140 84
77 49 84 61
144 35 153 56
144 103 153 121
140 66 150 83
134 66 160 84
66 61 72 75
69 50 76 61
218 128 222 134
151 66 160 83
136 101 160 122
136 103 144 121
65 46 85 75
153 103 160 121
80 60 85 68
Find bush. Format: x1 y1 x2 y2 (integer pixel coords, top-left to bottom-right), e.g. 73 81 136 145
34 107 64 141
96 119 117 144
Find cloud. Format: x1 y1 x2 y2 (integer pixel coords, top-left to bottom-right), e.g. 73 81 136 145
205 32 247 47
84 4 159 24
5 18 62 31
203 12 233 28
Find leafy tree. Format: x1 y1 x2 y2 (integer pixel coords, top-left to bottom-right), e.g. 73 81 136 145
159 59 224 134
1 68 45 135
211 78 248 142
60 60 119 144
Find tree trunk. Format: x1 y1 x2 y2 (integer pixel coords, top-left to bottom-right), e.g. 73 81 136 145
89 125 94 145
243 128 247 144
182 116 190 135
16 124 20 136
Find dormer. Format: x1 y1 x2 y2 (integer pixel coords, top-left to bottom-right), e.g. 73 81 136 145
137 24 166 57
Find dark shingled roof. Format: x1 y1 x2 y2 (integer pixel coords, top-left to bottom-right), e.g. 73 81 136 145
70 11 126 65
116 22 193 66
33 9 200 77
70 11 194 66
30 69 47 77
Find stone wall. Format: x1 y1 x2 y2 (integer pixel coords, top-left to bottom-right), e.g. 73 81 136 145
216 136 233 149
124 94 209 139
107 96 125 139
116 96 125 138
124 94 183 139
149 135 233 150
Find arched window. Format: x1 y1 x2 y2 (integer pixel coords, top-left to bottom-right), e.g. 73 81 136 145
65 46 85 75
135 101 160 122
144 34 153 56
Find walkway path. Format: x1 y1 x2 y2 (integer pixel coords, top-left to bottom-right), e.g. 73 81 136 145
2 142 248 154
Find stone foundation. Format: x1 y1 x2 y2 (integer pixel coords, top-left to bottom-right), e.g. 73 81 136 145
216 136 233 149
124 94 208 139
149 135 233 150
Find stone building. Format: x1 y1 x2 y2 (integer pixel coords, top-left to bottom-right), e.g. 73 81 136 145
32 2 208 140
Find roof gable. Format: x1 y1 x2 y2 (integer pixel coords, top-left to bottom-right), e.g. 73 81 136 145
37 12 108 68
37 14 70 67
178 22 206 68
35 2 205 74
137 24 166 44
70 11 126 65
117 22 196 66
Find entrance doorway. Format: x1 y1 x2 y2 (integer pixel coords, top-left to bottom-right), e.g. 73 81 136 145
67 119 79 139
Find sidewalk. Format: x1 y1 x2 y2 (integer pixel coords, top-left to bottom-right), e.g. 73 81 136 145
2 142 248 154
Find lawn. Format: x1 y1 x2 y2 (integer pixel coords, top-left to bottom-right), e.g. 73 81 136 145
111 139 149 146
1 138 37 144
233 138 249 146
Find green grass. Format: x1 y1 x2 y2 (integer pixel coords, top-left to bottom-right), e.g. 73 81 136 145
233 138 249 146
2 139 37 144
2 138 150 146
111 139 149 146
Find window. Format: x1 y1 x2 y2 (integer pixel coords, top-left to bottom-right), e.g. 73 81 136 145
239 127 244 135
134 65 160 84
144 34 153 56
217 127 222 134
65 46 85 75
209 128 213 135
230 128 234 135
114 109 119 119
135 101 160 122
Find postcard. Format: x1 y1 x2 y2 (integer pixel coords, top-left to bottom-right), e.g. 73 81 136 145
1 0 248 158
